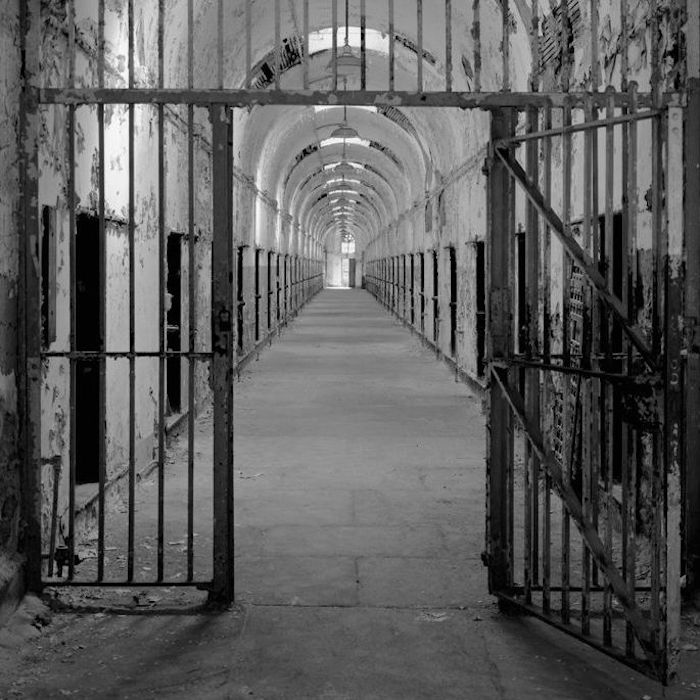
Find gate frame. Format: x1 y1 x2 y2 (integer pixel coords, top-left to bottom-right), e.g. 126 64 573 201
483 98 687 683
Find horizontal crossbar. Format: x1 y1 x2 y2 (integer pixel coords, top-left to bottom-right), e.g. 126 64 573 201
34 87 665 109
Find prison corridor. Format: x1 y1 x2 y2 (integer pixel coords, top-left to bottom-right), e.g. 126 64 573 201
0 289 684 700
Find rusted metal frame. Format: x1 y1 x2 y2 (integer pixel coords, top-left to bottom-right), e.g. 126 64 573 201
523 104 540 605
67 0 78 582
472 0 481 92
388 0 395 91
444 0 452 92
489 592 661 679
560 103 573 625
623 82 639 657
303 0 309 90
486 109 515 595
541 105 552 615
332 0 338 90
494 148 657 370
156 0 167 584
186 0 196 583
36 88 667 109
504 357 653 384
602 88 617 645
417 0 424 93
274 0 281 91
501 0 510 91
40 580 207 589
211 105 235 603
685 50 700 589
19 0 43 592
620 0 629 89
97 0 107 582
360 0 366 89
127 0 136 582
217 0 224 89
662 102 684 682
490 367 657 647
43 351 215 359
246 0 252 88
579 98 594 637
496 111 662 145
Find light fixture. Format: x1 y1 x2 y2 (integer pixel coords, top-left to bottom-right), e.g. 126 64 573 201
334 161 356 176
330 116 359 140
328 0 360 139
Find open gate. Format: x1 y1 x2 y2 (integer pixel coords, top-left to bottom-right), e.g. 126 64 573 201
484 94 685 683
17 0 696 686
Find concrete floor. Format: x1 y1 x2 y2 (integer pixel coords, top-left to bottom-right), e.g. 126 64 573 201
1 289 699 699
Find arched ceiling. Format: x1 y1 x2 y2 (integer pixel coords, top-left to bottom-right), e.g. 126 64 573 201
161 0 531 257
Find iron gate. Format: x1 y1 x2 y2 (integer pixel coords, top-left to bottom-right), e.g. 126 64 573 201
17 0 695 685
484 93 685 682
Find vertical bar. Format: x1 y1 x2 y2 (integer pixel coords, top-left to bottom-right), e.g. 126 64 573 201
186 0 195 583
211 105 234 603
218 0 224 89
663 104 684 682
620 0 629 89
67 0 77 581
274 0 281 91
524 103 540 604
388 0 395 91
332 0 338 90
602 88 616 647
501 0 510 91
303 0 310 90
157 0 166 583
445 0 452 92
486 109 515 595
560 0 570 92
541 105 552 616
360 0 366 89
246 0 252 88
127 0 136 582
623 81 639 657
560 103 572 625
417 0 423 92
19 0 43 591
472 0 481 92
97 0 107 582
685 2 700 596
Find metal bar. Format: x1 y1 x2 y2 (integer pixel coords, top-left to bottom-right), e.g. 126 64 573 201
501 0 510 91
664 103 685 680
685 20 700 591
620 0 629 88
524 103 540 602
127 0 136 582
210 105 235 604
157 0 166 583
472 0 481 92
560 102 572 626
445 0 452 92
417 0 423 92
274 0 281 91
67 0 77 583
388 0 395 92
97 0 107 582
360 0 366 89
36 88 669 109
332 0 338 90
496 111 662 145
303 0 310 90
187 0 195 583
494 148 657 369
19 0 43 592
490 367 656 644
246 0 252 88
486 109 514 595
218 0 224 89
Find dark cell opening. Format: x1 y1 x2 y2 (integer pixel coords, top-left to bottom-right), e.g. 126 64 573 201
449 246 457 357
75 213 101 485
166 233 183 414
476 241 486 378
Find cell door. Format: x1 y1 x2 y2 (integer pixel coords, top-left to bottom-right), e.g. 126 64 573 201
484 101 684 683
